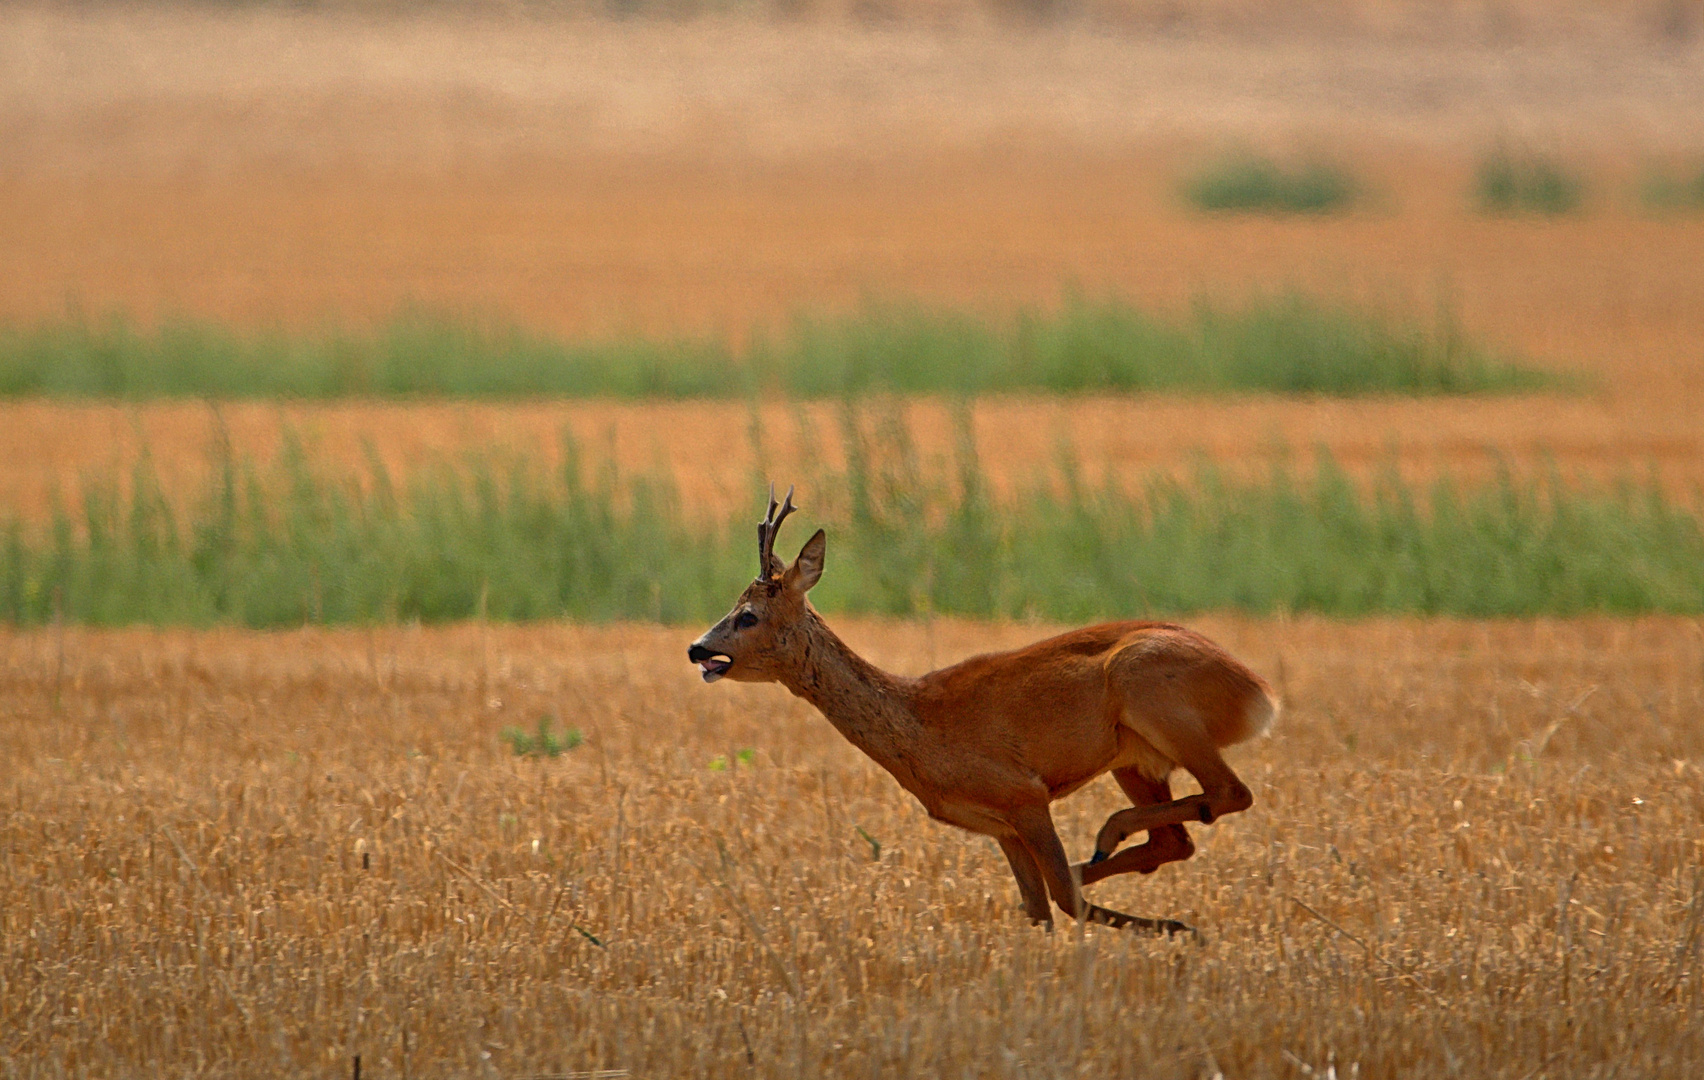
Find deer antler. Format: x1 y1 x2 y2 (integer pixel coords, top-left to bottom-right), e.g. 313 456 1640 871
757 483 797 579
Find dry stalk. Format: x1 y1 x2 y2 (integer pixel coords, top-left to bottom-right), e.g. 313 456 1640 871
1287 896 1445 1005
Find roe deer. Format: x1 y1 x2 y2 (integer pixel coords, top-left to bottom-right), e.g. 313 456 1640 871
688 486 1277 934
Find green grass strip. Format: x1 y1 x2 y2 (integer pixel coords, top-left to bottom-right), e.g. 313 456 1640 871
0 294 1559 399
2 418 1695 626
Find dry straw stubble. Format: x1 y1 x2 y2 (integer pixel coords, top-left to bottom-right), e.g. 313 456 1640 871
4 617 1703 1077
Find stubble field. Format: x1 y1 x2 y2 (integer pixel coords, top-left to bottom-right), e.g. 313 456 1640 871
5 5 1704 1077
4 617 1704 1077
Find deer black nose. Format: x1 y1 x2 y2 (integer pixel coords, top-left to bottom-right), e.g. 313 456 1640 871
688 643 715 663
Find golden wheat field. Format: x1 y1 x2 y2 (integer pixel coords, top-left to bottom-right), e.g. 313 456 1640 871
4 617 1703 1077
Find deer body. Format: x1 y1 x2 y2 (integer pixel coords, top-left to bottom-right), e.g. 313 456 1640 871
690 488 1277 934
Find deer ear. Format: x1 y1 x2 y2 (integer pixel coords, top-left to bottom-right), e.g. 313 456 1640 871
785 529 826 592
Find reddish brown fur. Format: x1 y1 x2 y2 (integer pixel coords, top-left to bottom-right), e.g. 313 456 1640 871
691 526 1277 933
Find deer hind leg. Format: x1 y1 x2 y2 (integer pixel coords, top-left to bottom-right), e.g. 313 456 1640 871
1077 768 1196 888
1009 804 1194 937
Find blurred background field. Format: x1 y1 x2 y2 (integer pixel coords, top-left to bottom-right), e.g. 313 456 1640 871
4 3 1704 1077
4 3 1703 528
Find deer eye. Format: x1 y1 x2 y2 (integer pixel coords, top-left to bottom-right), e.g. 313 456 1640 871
733 610 759 630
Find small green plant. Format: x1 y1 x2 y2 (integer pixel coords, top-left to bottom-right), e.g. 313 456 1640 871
501 716 583 758
855 826 882 861
709 748 757 771
1475 147 1584 215
1640 163 1704 214
1184 153 1359 214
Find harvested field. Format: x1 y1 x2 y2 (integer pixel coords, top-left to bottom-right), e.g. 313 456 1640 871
4 617 1702 1076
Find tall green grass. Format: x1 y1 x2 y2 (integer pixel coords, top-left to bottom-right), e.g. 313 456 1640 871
3 417 1697 626
1183 154 1359 215
0 295 1558 399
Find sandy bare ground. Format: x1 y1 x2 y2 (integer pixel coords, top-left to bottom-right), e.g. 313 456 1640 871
4 615 1701 1074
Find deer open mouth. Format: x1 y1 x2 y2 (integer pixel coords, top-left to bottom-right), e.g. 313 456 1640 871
698 655 733 682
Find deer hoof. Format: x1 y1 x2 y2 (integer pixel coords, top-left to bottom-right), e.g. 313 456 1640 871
1089 850 1109 865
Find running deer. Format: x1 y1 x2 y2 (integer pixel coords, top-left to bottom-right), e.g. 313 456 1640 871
688 487 1278 934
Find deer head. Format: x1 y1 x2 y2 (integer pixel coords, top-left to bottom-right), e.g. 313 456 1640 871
688 485 825 683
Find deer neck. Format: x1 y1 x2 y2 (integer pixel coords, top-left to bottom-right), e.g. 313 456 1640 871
779 610 920 767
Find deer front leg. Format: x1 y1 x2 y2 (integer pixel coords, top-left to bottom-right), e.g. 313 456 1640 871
1010 804 1194 937
1091 748 1253 862
1076 768 1196 888
996 835 1053 925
